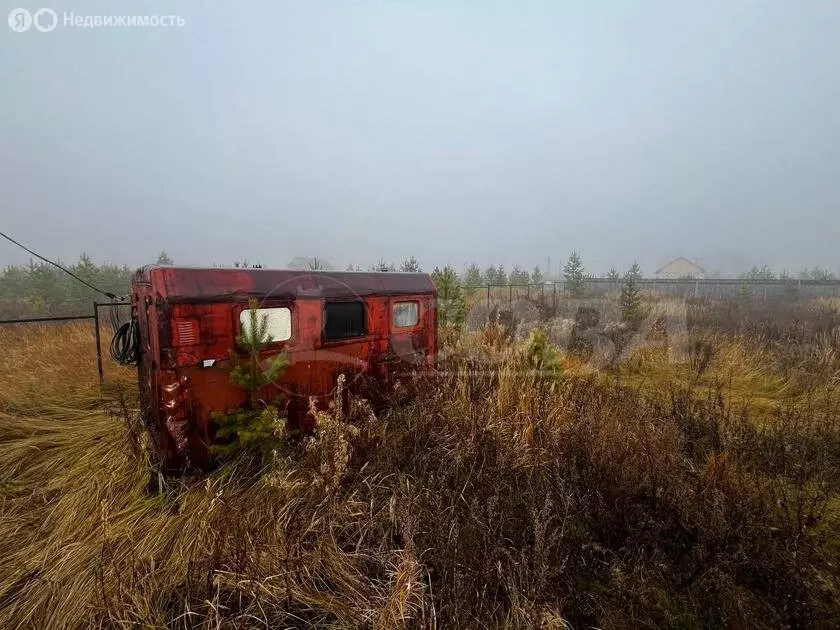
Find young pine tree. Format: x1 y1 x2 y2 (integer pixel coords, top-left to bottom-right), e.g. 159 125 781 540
465 263 484 287
372 258 395 272
156 250 174 265
620 263 643 327
625 261 643 281
399 256 422 272
212 299 289 461
509 265 530 285
563 251 586 297
484 265 498 286
431 265 467 329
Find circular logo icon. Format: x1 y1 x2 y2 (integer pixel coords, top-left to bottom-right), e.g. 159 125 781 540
33 8 57 32
8 8 32 32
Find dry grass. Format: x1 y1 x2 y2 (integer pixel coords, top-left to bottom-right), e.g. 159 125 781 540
1 314 840 628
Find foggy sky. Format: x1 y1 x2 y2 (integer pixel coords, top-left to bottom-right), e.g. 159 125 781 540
3 0 840 277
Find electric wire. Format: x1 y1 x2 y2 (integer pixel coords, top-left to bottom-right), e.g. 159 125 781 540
1 229 138 363
0 229 121 299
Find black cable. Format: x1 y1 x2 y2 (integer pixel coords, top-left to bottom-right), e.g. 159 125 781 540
108 301 127 335
0 229 119 300
110 319 140 366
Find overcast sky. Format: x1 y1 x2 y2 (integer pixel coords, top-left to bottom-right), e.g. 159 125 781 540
3 0 839 276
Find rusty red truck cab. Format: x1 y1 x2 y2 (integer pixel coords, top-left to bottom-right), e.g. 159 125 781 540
131 266 437 470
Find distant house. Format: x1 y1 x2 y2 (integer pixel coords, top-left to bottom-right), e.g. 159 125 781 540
655 257 705 279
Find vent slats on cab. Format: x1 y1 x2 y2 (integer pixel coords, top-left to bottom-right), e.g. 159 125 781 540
173 319 199 346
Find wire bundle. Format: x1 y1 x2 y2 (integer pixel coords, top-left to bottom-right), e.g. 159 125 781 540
107 301 129 334
110 319 140 366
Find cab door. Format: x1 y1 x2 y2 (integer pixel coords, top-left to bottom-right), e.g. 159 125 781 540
387 295 432 378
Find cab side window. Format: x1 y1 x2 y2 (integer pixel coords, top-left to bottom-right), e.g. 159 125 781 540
239 307 292 342
324 302 366 341
393 301 419 327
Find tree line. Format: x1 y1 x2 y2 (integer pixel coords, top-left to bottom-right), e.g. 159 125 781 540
741 265 837 282
0 251 173 319
2 247 836 321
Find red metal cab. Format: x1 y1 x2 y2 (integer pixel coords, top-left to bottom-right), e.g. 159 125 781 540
131 266 437 470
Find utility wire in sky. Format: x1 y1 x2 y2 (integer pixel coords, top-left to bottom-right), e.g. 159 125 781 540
0 229 118 299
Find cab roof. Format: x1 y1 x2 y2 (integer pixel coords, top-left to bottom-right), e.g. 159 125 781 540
133 266 436 302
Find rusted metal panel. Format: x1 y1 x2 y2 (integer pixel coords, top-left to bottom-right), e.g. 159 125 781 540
132 266 437 471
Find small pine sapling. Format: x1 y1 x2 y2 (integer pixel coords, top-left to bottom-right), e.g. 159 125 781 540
620 263 643 327
522 328 563 382
563 251 587 297
212 299 289 461
431 265 467 330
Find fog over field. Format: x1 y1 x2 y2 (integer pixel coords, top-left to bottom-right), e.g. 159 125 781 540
3 0 840 275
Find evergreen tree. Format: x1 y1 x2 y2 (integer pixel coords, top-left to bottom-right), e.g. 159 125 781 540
431 265 467 329
620 265 643 326
523 328 563 381
606 267 620 280
531 265 544 284
212 299 289 461
399 256 422 272
626 261 642 281
509 265 530 285
563 251 586 297
156 251 174 265
465 263 484 287
372 258 395 272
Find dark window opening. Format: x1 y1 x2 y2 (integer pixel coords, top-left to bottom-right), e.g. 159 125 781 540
324 301 366 341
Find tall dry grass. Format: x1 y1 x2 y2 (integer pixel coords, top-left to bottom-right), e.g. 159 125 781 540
1 318 839 628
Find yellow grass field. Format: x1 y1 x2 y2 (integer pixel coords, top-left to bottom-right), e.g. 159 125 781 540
1 312 839 628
